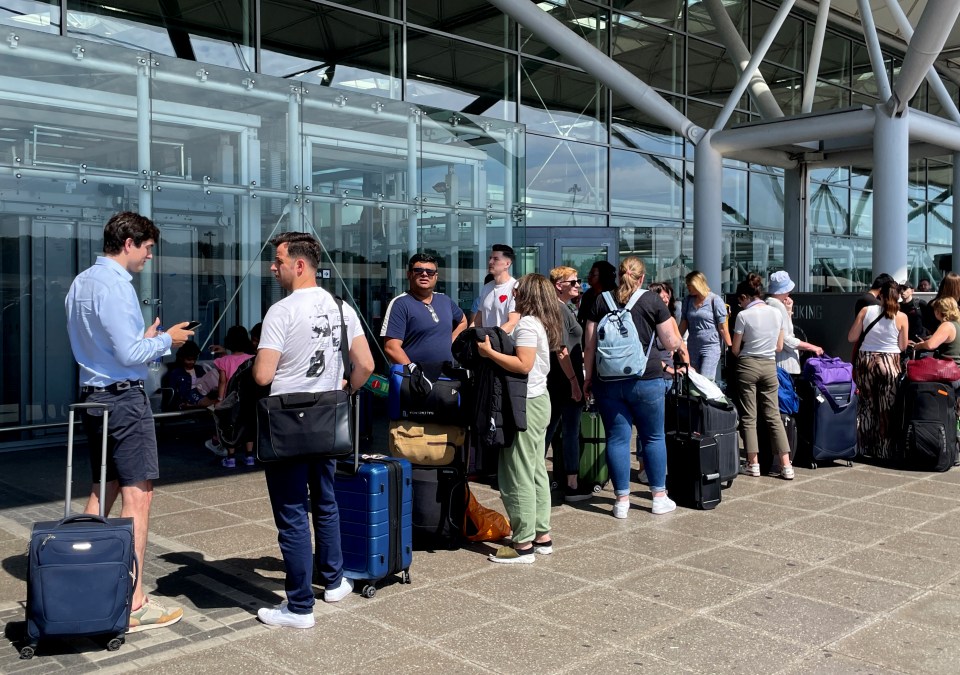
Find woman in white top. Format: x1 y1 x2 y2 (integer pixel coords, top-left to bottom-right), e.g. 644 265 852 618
765 271 823 374
731 274 793 479
847 281 908 460
478 273 562 564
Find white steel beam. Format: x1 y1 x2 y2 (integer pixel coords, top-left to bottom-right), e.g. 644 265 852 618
856 0 893 102
693 132 723 292
885 0 960 117
701 0 783 119
872 105 909 281
714 0 796 130
486 0 703 143
909 110 960 152
801 0 831 113
712 108 875 153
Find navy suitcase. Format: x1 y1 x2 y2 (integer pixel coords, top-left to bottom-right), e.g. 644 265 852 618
335 455 413 598
22 403 136 660
798 380 857 469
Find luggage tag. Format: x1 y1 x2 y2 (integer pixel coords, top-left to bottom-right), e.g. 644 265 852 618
815 392 826 403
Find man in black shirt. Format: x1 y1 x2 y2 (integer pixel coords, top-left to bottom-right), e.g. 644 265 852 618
898 280 928 342
854 273 895 316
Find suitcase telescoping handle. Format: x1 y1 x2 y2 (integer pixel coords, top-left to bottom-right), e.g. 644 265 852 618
350 391 360 474
67 402 112 520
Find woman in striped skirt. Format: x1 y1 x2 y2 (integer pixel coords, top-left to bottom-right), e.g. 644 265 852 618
847 281 908 459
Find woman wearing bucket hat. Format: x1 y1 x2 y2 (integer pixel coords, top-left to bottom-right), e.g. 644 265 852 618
766 271 823 375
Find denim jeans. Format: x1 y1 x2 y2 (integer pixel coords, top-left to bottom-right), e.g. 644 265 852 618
636 378 673 462
264 457 342 614
544 397 584 477
594 377 668 495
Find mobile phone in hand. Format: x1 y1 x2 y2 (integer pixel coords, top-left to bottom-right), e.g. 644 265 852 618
185 321 202 330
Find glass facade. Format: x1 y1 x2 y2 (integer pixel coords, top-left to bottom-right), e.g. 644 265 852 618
0 0 957 443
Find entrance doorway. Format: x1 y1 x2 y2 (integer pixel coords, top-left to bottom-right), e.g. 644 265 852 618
518 227 619 280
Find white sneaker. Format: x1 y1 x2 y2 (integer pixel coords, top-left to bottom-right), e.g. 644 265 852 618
205 439 227 457
652 495 677 515
257 604 315 629
323 576 354 603
612 500 630 519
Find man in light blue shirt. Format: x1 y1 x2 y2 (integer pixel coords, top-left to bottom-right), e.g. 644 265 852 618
65 211 193 633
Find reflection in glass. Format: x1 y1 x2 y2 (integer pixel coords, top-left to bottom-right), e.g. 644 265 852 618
611 91 684 156
525 209 605 230
817 32 851 89
810 183 849 234
520 60 605 142
688 39 742 107
521 0 605 63
687 0 746 42
613 18 683 93
927 203 951 245
726 229 784 288
748 171 784 229
613 219 687 290
0 0 59 34
810 81 849 112
760 63 802 116
408 0 511 48
525 135 607 211
612 0 684 29
810 235 874 291
753 4 803 71
610 149 683 219
722 167 747 225
406 30 515 120
67 0 254 71
850 189 873 237
261 1 400 99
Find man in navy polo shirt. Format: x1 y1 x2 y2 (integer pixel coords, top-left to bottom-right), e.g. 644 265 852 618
381 253 467 369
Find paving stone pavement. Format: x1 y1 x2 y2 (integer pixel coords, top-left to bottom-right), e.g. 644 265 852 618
2 427 960 674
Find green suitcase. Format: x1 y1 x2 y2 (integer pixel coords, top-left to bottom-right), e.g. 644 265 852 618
578 408 608 491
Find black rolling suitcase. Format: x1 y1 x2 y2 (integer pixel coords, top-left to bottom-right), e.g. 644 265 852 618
22 403 137 660
666 372 739 488
797 380 857 469
899 380 957 472
666 366 722 510
411 466 467 550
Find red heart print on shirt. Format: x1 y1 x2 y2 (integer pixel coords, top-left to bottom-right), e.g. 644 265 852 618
499 295 508 303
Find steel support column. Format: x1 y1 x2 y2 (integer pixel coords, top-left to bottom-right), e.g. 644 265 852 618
694 131 723 292
714 0 796 131
136 59 154 325
801 0 831 113
872 106 909 281
486 0 702 142
407 110 419 257
783 167 807 290
856 0 892 102
701 0 783 119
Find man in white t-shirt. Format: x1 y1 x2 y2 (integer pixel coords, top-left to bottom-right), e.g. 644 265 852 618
471 244 520 333
252 232 374 628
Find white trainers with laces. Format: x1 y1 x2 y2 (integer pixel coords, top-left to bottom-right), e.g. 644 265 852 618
324 576 354 603
652 495 677 515
612 500 630 519
257 603 315 629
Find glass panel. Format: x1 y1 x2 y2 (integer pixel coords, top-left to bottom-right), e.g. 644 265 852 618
753 4 803 71
908 160 927 201
810 234 873 291
688 39 744 108
524 209 606 229
613 218 687 290
810 81 850 112
927 202 950 245
557 245 610 281
687 0 746 43
612 1 684 30
685 100 750 137
849 189 873 237
727 229 783 287
851 43 887 100
406 30 516 121
748 171 784 229
613 18 683 93
928 161 952 202
817 32 851 89
0 0 60 34
927 79 960 120
67 0 254 71
810 183 849 234
811 166 849 186
723 167 747 225
525 136 607 211
521 0 606 63
331 0 397 18
261 1 400 99
610 149 683 219
611 91 684 156
850 166 871 190
760 63 803 116
520 60 605 142
408 0 512 49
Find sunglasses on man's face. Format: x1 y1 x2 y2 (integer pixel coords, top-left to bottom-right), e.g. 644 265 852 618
410 267 438 277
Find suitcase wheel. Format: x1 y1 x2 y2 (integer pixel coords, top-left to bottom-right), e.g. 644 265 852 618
19 645 35 660
361 584 377 599
401 570 412 585
810 462 818 470
845 461 853 467
591 483 603 493
106 635 125 651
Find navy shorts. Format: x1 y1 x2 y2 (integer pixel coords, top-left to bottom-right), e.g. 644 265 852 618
81 387 159 487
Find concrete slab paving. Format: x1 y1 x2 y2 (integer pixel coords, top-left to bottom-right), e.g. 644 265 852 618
2 435 960 674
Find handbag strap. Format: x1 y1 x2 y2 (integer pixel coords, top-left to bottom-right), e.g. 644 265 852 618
335 296 352 390
856 308 884 350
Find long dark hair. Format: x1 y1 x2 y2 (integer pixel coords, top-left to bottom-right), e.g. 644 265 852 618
879 281 900 319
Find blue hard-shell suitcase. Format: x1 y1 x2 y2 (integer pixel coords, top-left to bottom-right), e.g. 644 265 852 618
335 454 413 598
22 403 137 660
799 380 858 468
